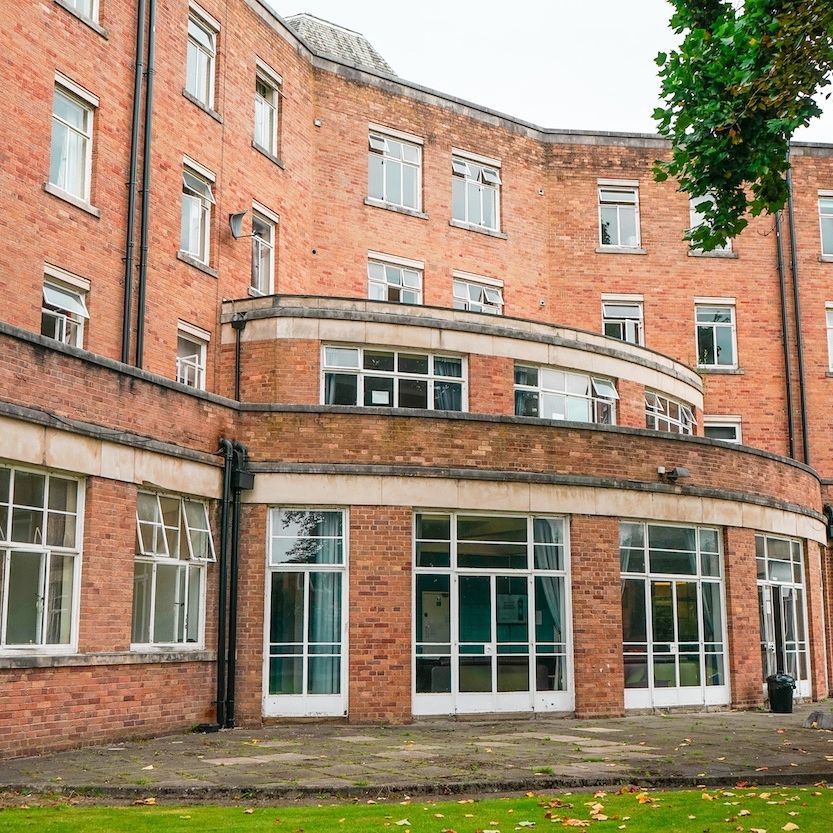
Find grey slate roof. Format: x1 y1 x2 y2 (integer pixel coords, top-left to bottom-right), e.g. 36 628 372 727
285 13 396 76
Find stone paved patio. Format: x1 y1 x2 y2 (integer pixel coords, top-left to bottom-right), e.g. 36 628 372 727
3 702 833 799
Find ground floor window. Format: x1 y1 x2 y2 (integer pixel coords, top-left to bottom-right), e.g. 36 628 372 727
756 534 811 697
413 512 571 715
620 522 728 708
264 509 347 716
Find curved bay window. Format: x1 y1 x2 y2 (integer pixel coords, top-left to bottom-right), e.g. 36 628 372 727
620 522 728 708
414 512 571 715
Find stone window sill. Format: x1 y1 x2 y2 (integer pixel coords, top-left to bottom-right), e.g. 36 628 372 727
53 0 108 37
698 367 744 375
43 182 101 218
252 142 285 168
0 649 215 669
689 249 738 259
449 219 507 239
177 250 219 278
819 254 833 263
182 89 223 123
595 246 647 255
365 198 428 220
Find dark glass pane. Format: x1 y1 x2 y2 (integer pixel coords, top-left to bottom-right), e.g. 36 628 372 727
515 390 539 417
676 581 699 642
13 472 45 509
459 575 491 644
270 572 303 644
363 351 395 372
434 381 462 411
457 542 527 570
458 515 527 542
535 655 565 691
416 574 450 643
514 366 538 386
324 373 358 405
269 656 302 695
398 378 428 408
497 656 529 691
416 514 450 541
364 376 394 407
535 576 563 643
648 525 696 551
308 656 340 694
621 579 647 642
459 656 491 692
623 653 649 688
651 581 674 642
398 353 429 374
415 541 450 568
416 656 451 693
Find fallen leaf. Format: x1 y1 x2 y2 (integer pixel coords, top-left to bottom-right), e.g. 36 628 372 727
562 820 590 828
395 820 411 827
702 793 715 801
133 798 156 806
141 765 154 771
783 824 799 831
244 809 255 815
740 810 751 817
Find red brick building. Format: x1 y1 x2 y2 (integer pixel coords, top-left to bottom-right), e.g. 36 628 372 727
1 0 832 757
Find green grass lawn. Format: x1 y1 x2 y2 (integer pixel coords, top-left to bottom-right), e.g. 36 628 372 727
1 786 832 832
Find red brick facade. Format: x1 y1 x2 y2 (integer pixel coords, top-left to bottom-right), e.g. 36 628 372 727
0 0 832 757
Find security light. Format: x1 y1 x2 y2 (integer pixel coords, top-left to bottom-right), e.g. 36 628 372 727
229 211 250 239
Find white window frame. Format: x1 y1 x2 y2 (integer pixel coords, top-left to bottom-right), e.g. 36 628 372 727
514 364 618 425
41 268 90 348
50 75 98 204
131 491 214 649
695 299 737 369
322 345 467 412
703 416 742 444
64 0 99 23
251 202 278 295
367 253 423 305
263 507 349 716
451 148 502 232
180 159 215 265
176 322 209 390
0 465 84 655
452 272 504 316
254 61 281 156
598 180 640 248
601 295 644 345
185 3 219 109
689 195 732 253
819 192 833 257
367 125 423 211
645 391 695 435
826 303 833 370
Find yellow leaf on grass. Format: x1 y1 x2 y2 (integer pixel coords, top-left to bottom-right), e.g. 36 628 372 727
783 824 799 831
243 809 255 815
702 793 715 801
740 810 751 816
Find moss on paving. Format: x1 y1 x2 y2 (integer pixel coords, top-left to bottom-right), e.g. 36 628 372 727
2 786 833 832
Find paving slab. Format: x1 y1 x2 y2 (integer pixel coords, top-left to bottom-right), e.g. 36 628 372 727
2 701 833 799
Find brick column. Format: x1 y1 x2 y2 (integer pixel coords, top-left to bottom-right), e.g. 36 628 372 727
570 515 624 717
79 477 138 653
348 505 412 723
234 503 268 727
468 354 514 415
804 541 830 699
615 379 645 429
723 527 764 708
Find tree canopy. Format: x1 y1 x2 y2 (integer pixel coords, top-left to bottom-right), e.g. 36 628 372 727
653 0 833 250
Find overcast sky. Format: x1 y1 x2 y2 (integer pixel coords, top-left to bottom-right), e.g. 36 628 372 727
270 0 832 143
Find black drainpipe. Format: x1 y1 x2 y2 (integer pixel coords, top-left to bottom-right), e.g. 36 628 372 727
775 211 796 459
226 441 254 728
134 0 157 368
231 312 248 400
121 0 147 365
786 167 811 465
214 438 234 729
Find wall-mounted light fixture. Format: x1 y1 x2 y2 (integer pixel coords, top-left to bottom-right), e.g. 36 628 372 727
658 466 690 483
229 211 252 240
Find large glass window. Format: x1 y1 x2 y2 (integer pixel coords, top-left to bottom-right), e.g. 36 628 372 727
41 279 89 348
368 131 421 211
176 328 207 390
620 522 727 708
254 70 280 156
514 365 618 425
132 492 214 646
65 0 97 20
451 154 501 231
645 391 695 435
602 301 643 345
265 509 346 715
0 467 82 651
180 165 215 264
367 258 422 305
599 186 640 248
696 304 737 368
819 196 833 256
453 276 503 315
414 513 570 715
323 346 465 411
185 10 217 109
50 85 94 202
251 211 275 295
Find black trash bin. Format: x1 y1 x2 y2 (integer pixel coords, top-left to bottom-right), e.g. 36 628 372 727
766 672 796 713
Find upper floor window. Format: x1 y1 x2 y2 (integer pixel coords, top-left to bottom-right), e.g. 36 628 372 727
598 183 640 248
645 391 694 435
323 346 465 411
451 150 501 231
819 194 833 257
251 203 278 295
64 0 98 22
695 302 737 369
367 127 422 211
514 365 618 425
826 305 833 370
453 273 504 315
132 491 215 646
367 254 422 305
180 160 215 265
689 195 731 254
602 299 643 345
176 323 209 390
185 5 218 109
0 466 82 651
703 416 742 444
49 76 97 203
41 268 89 348
254 63 281 157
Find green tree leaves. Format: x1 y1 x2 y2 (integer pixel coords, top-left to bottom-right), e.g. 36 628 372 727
653 0 833 250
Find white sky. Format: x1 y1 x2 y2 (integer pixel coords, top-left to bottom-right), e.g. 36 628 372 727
270 0 832 143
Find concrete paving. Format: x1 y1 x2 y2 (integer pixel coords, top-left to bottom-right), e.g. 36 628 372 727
3 701 833 800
